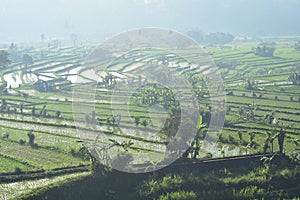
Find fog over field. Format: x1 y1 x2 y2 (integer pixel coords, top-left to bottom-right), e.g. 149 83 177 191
1 0 300 42
1 1 300 199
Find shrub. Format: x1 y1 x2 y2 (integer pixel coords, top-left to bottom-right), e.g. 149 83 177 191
239 185 264 198
253 45 275 57
70 149 76 157
227 106 231 112
134 116 140 126
19 139 25 145
15 167 22 174
158 191 197 200
238 131 243 142
280 168 291 177
27 131 35 146
205 152 213 158
229 135 237 144
142 119 148 127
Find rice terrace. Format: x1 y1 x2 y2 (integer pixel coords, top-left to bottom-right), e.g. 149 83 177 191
0 32 299 199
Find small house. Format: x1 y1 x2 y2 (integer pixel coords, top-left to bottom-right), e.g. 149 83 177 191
34 78 71 92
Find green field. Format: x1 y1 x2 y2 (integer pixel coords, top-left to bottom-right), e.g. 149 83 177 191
0 39 300 198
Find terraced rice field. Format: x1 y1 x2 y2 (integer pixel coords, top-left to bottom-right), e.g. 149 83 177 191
0 40 300 197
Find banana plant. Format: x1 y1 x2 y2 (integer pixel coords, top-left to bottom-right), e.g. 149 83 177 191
108 139 134 152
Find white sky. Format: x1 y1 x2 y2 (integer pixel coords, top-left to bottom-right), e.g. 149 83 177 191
0 0 300 42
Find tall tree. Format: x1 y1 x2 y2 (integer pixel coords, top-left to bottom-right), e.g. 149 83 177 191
278 124 287 154
8 43 21 62
22 54 33 70
32 105 36 116
187 30 204 44
0 50 11 67
71 33 78 46
205 32 234 45
41 33 46 41
294 41 300 51
0 99 7 112
253 44 275 57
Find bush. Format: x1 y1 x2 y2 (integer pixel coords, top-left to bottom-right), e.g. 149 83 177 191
158 191 197 200
239 185 265 198
205 152 213 158
142 119 148 127
27 131 35 146
227 91 233 96
19 139 26 145
70 149 76 157
15 167 22 174
229 135 237 144
253 45 275 57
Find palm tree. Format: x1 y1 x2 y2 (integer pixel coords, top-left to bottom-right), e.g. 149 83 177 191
248 132 255 146
27 131 35 146
79 144 97 163
288 138 299 146
32 105 36 116
260 154 276 180
40 33 46 41
263 132 271 153
269 130 277 153
244 142 252 155
134 116 140 126
221 145 226 157
238 131 243 144
278 124 287 154
108 139 134 152
1 99 7 112
19 103 24 114
192 135 200 159
92 111 96 122
55 111 61 119
71 34 78 46
40 105 47 117
288 71 300 85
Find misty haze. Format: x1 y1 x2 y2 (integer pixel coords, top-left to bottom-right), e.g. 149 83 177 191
0 1 299 200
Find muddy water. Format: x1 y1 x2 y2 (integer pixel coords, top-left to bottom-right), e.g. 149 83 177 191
4 72 38 88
